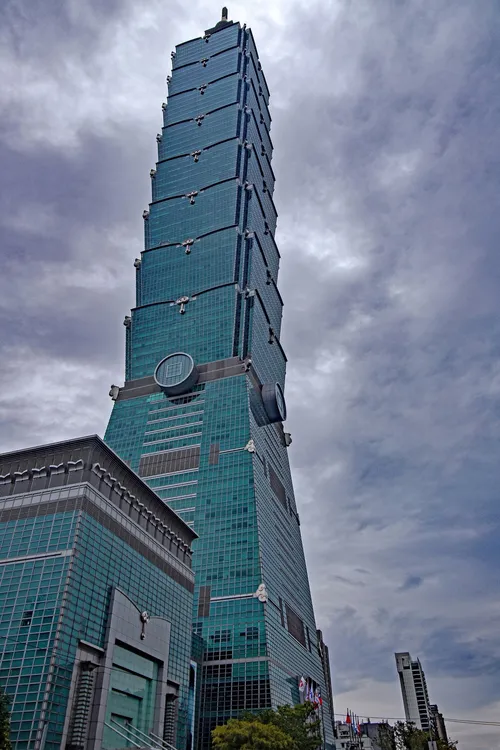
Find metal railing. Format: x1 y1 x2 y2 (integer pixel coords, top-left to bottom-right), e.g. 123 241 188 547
105 717 178 750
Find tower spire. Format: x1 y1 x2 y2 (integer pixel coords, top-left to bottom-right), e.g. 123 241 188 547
221 6 228 21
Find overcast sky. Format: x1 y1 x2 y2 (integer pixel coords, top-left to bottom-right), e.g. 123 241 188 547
1 1 500 747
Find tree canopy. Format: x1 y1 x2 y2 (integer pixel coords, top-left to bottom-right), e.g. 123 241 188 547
244 702 322 750
212 719 294 750
212 702 323 750
392 721 457 750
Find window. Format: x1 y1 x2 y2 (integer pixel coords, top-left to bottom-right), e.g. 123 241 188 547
21 611 33 627
285 603 306 648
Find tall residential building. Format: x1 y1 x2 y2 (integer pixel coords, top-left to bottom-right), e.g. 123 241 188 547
105 9 335 749
0 436 196 750
395 652 432 731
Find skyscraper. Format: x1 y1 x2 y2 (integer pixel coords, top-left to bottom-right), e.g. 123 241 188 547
395 652 432 731
105 10 335 748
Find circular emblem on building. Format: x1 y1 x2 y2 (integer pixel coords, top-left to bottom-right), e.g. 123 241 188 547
261 382 287 423
154 352 199 396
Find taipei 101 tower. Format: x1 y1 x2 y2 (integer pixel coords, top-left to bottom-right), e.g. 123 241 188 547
105 9 335 748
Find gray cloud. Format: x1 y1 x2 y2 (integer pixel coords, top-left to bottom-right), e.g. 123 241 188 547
1 1 499 747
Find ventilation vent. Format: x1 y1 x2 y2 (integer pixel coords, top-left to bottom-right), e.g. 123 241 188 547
21 610 33 627
285 603 306 647
198 585 211 617
139 446 200 477
269 466 287 510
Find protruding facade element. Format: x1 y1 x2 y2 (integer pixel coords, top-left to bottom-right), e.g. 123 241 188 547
222 7 228 22
154 352 199 396
109 384 120 400
140 610 150 640
105 17 335 750
175 295 190 313
253 583 269 603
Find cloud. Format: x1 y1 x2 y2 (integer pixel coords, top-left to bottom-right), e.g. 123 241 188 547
1 1 500 748
399 575 423 591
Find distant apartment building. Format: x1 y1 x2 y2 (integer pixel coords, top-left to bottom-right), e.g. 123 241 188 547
334 719 396 750
430 704 449 744
395 652 448 743
335 722 374 750
395 652 432 730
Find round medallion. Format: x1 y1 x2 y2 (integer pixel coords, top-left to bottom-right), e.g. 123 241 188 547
261 382 287 424
154 353 199 396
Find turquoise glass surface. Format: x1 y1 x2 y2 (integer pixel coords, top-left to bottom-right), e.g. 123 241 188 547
0 497 193 750
105 20 335 750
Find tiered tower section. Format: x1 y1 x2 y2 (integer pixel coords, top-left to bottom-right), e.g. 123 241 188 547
105 15 335 750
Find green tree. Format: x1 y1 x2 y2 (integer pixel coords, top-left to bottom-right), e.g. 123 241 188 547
377 722 397 750
392 721 457 750
253 702 322 750
0 687 12 750
393 721 431 750
212 719 294 750
241 701 322 750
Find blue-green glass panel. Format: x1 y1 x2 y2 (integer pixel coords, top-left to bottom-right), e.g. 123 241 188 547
161 104 240 160
141 228 239 305
173 24 240 69
169 48 240 96
166 75 241 126
153 140 240 201
130 286 237 378
148 182 239 249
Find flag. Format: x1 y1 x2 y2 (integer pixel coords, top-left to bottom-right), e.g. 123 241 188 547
308 684 314 702
298 676 305 693
315 688 323 706
345 711 352 724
